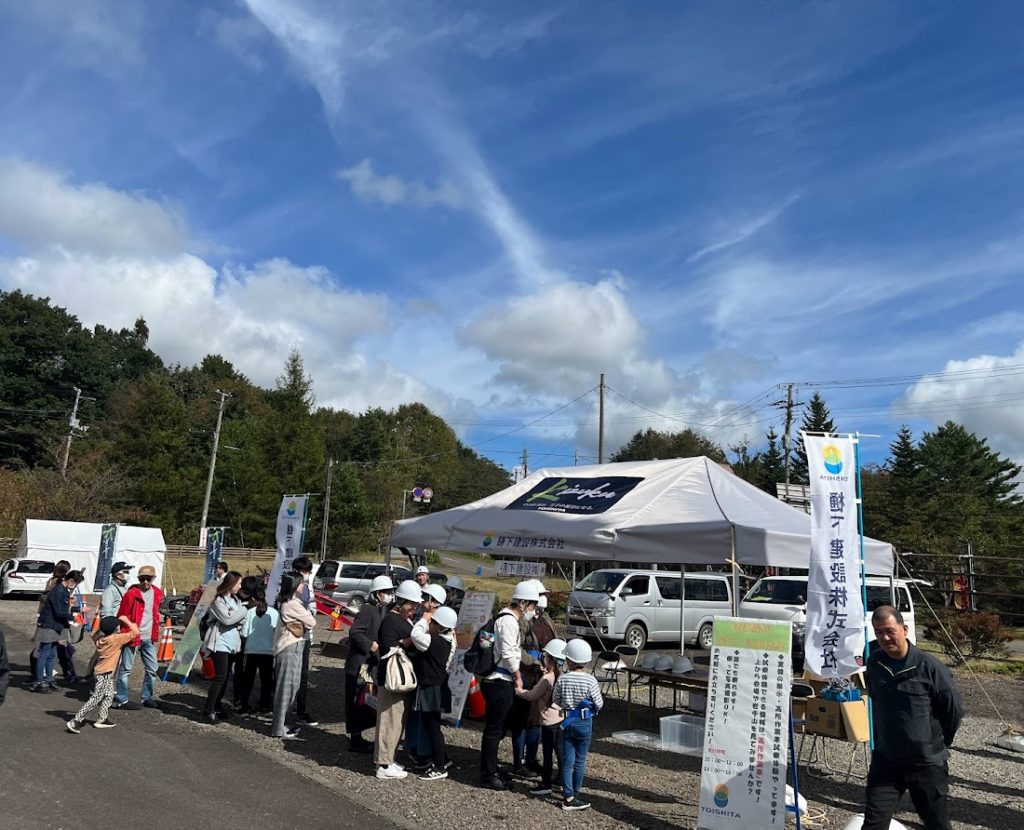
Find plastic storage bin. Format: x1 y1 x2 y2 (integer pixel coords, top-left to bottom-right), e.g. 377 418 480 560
659 714 705 755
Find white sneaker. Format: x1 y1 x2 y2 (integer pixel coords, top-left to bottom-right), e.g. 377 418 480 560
66 719 81 734
376 763 408 780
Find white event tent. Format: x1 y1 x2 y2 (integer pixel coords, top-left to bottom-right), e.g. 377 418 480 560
390 457 894 586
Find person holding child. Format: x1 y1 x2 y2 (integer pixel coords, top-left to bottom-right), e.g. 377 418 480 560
66 615 139 733
515 637 567 798
552 639 604 812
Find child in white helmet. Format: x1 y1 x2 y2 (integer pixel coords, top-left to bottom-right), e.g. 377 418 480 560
412 605 458 781
552 639 603 811
515 638 567 797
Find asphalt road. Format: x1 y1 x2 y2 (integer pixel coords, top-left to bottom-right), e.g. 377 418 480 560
0 617 397 830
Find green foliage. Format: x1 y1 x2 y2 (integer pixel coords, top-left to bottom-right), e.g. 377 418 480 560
610 427 726 463
791 392 836 484
757 426 785 494
924 609 1011 664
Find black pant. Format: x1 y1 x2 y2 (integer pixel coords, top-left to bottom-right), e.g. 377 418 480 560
228 642 245 704
238 653 274 710
422 708 445 768
295 640 312 719
864 756 951 830
479 680 514 779
540 724 564 789
508 694 530 766
205 652 231 715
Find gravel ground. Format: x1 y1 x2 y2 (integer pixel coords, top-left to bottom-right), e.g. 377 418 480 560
3 598 1022 830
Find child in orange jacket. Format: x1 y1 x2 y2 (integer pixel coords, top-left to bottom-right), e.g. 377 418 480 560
66 616 138 733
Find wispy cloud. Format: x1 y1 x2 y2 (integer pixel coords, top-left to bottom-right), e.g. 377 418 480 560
686 194 800 263
337 158 463 210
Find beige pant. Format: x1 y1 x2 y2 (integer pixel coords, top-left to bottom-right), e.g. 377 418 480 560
374 687 412 766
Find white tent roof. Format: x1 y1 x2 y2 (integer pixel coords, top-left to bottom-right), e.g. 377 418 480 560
390 457 894 574
14 519 167 589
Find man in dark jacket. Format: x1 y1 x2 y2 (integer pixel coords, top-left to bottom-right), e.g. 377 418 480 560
0 630 9 706
344 575 393 753
863 606 964 830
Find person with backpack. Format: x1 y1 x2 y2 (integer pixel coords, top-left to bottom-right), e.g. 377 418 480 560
516 638 567 797
412 605 458 781
272 574 317 739
345 575 393 754
374 579 422 780
552 639 604 811
202 571 248 723
475 580 541 790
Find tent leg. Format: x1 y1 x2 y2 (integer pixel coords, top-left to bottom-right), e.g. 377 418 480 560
679 562 686 656
730 526 739 616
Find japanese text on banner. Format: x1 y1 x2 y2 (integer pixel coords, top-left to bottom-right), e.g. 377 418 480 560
265 495 307 607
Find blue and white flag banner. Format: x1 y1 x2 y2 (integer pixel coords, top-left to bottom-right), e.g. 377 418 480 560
803 435 865 678
265 495 307 607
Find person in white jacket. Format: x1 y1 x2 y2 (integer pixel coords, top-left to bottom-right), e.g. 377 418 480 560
202 572 248 723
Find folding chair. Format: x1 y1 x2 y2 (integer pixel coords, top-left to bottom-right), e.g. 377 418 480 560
595 650 627 698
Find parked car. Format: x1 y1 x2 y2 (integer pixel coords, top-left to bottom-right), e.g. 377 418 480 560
738 575 919 663
160 592 190 626
565 568 733 650
329 562 412 611
0 558 55 598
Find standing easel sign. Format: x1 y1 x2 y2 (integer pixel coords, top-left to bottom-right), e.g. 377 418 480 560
698 617 792 830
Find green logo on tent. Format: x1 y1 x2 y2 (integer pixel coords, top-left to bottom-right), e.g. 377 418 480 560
507 476 643 514
527 478 568 503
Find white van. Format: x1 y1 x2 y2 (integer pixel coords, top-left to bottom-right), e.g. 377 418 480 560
738 575 918 662
565 568 733 650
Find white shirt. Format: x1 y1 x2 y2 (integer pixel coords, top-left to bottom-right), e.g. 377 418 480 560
485 610 522 682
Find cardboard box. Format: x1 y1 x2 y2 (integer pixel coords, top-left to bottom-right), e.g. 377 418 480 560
841 698 870 742
803 698 870 742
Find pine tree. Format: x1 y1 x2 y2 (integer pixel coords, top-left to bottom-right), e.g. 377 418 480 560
791 392 836 484
757 426 785 494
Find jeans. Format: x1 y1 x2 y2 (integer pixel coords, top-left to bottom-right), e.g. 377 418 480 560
479 679 514 780
864 756 951 830
35 641 57 684
115 640 158 703
560 718 593 800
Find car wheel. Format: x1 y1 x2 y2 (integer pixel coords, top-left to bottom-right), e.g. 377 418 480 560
624 622 647 651
347 594 364 613
698 623 714 650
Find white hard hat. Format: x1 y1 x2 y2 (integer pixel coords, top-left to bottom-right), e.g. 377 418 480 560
655 655 674 672
395 580 423 603
841 817 907 830
369 575 395 594
543 638 567 661
526 578 547 594
433 606 458 630
512 581 541 602
446 575 465 591
423 584 447 605
641 653 659 669
672 656 693 674
564 639 592 666
416 565 430 575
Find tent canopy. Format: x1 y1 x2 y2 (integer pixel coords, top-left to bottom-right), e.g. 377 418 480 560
14 519 167 589
390 457 894 575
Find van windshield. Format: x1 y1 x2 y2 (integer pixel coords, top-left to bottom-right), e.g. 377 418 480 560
575 571 626 593
744 580 806 605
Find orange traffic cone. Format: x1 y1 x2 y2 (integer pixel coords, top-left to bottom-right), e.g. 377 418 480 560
467 675 486 719
157 617 175 662
330 612 344 632
92 614 101 633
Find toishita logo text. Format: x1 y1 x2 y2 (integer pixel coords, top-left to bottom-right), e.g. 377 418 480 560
286 500 298 516
482 533 494 547
701 783 740 818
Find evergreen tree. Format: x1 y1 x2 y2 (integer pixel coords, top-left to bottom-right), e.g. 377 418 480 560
728 441 763 484
757 426 785 494
611 427 726 462
791 392 836 484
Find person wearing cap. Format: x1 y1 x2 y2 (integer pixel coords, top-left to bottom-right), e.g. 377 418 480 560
84 561 134 681
345 574 393 754
374 579 422 779
516 638 567 797
113 564 163 710
478 580 540 790
66 614 139 733
553 639 604 811
406 583 449 770
414 565 431 588
412 605 458 781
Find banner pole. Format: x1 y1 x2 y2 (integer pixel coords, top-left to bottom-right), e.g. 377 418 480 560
789 708 802 830
854 435 874 751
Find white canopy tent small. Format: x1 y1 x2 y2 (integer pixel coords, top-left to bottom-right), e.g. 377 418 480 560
13 519 167 592
390 457 894 576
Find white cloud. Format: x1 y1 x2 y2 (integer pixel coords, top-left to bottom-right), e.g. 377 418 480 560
198 9 268 72
337 159 463 209
0 159 188 256
899 343 1024 461
686 194 799 263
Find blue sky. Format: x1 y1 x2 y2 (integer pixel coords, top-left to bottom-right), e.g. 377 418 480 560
0 1 1022 475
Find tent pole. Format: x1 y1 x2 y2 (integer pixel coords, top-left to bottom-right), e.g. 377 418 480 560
679 562 686 656
730 525 739 616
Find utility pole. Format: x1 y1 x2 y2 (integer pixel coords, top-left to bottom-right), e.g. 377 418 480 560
60 386 83 478
198 389 231 546
771 383 801 486
574 448 579 467
319 458 334 563
598 373 606 464
520 446 529 479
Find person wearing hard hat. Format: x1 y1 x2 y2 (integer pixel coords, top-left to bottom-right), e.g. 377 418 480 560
412 605 459 781
514 578 556 777
406 583 449 770
414 565 431 588
374 579 422 779
113 564 163 711
345 574 394 754
552 639 604 811
478 580 540 790
862 606 963 830
515 638 567 797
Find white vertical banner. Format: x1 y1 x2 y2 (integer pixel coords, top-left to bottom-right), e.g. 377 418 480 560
803 435 865 677
265 495 308 607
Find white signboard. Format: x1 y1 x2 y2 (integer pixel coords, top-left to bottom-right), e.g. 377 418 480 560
444 590 496 726
698 617 792 830
496 560 545 578
803 435 865 677
265 495 307 607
